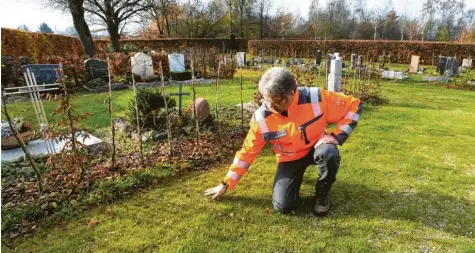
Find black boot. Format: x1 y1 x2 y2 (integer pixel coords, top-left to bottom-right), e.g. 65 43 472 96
314 182 331 217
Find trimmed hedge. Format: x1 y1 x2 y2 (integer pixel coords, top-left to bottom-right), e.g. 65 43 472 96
248 40 475 64
2 28 247 59
1 28 84 62
95 38 248 53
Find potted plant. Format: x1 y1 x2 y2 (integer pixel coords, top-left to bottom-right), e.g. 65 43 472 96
1 117 34 150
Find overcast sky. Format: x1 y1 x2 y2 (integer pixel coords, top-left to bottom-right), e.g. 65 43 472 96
1 0 474 33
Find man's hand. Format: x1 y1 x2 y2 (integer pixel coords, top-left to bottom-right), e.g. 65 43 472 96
204 183 228 200
314 135 339 149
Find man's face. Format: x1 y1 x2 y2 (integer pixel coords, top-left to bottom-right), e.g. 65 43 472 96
263 90 295 113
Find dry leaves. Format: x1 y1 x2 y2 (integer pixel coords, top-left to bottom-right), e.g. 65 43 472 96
87 218 98 229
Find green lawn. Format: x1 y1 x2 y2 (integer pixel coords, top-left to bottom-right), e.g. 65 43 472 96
3 69 475 252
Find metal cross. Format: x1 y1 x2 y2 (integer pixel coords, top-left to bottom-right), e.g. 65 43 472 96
170 83 190 116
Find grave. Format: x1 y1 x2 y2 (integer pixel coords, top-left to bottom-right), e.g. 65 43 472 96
131 52 154 79
409 55 420 73
315 50 322 66
19 56 31 66
236 52 246 67
437 56 448 75
382 70 407 80
462 59 473 68
357 55 363 67
190 98 210 123
170 83 190 116
423 76 449 83
350 54 357 69
21 64 60 84
445 57 459 77
327 54 342 92
1 56 16 80
84 59 108 82
326 53 335 75
378 53 390 69
290 58 303 65
1 131 103 162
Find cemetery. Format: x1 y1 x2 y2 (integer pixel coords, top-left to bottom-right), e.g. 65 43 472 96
1 24 475 252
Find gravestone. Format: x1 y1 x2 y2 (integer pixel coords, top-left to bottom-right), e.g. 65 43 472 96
131 52 154 79
462 59 472 68
19 56 31 66
1 131 103 162
236 52 246 67
326 53 335 75
190 98 210 123
357 55 363 67
254 57 262 64
1 56 16 80
316 50 322 65
21 64 60 84
170 83 190 116
437 56 448 75
423 76 449 83
327 55 342 92
409 55 420 73
445 57 459 77
350 54 357 69
382 70 407 80
84 59 108 81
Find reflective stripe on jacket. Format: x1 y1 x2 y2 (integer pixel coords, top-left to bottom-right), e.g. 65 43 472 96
223 87 363 189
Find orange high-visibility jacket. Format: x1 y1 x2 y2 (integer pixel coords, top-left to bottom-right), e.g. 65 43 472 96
223 87 363 190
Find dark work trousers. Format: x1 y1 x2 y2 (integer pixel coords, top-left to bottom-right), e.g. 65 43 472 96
272 144 341 214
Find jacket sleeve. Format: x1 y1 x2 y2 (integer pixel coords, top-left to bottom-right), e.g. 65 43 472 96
321 89 363 145
223 118 266 190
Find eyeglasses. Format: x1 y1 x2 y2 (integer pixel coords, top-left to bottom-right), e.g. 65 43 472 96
264 95 290 108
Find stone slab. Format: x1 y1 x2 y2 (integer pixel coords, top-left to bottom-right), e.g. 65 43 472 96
423 76 449 83
1 131 102 162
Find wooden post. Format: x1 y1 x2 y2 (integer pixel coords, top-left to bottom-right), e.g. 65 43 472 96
131 58 144 167
107 57 116 168
160 62 173 164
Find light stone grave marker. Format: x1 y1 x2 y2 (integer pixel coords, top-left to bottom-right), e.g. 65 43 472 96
328 53 342 92
131 53 154 79
409 55 420 73
382 70 407 80
236 52 246 67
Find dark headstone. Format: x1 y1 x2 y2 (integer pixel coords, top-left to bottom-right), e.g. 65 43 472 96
1 56 16 79
84 59 108 82
350 54 357 69
19 56 31 66
437 56 448 75
316 50 322 65
21 64 60 84
357 55 363 67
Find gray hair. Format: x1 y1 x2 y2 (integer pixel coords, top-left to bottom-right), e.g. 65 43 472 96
258 67 297 97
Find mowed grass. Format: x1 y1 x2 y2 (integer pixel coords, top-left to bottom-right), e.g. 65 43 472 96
3 69 475 252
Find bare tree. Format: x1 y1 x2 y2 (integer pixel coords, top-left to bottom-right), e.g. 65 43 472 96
84 0 150 51
368 9 385 40
146 0 175 37
256 0 271 38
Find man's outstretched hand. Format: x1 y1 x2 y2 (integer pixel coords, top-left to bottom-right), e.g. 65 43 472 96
314 135 339 149
204 183 228 200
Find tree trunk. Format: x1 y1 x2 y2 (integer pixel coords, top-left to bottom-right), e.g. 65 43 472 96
165 14 171 37
229 1 233 36
374 27 377 40
68 0 95 58
108 21 121 52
